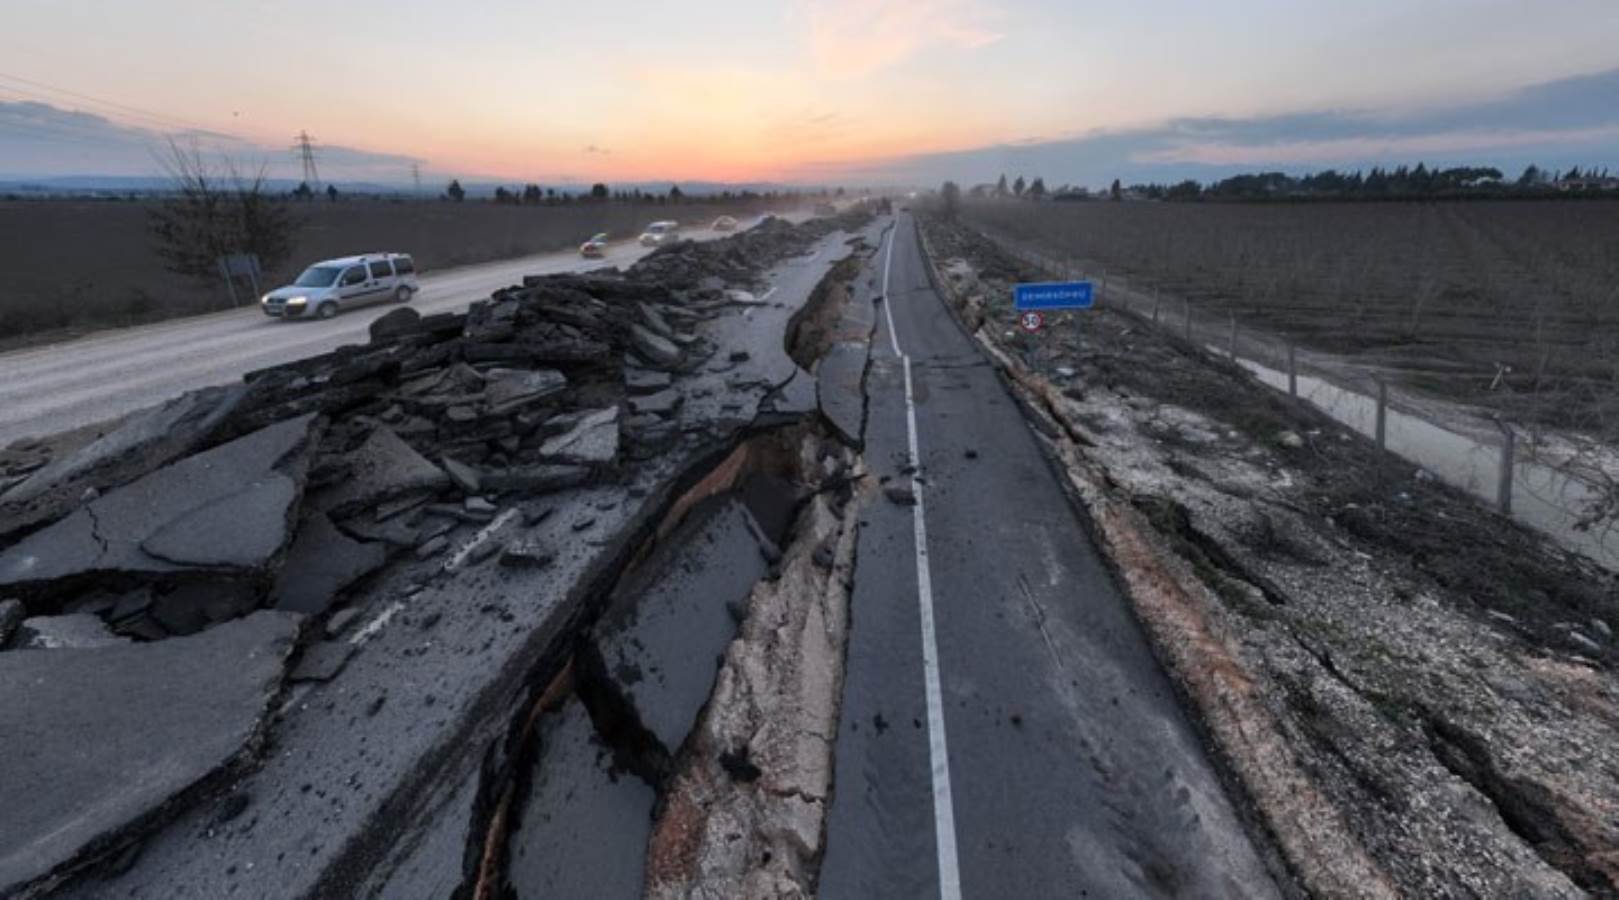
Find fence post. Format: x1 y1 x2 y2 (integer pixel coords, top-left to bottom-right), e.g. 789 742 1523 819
1287 343 1297 397
1374 379 1388 450
1496 421 1515 515
1228 315 1237 359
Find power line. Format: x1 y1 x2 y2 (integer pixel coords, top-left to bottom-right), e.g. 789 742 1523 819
0 70 225 137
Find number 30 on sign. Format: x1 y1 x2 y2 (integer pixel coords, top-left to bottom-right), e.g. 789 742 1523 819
1019 311 1044 333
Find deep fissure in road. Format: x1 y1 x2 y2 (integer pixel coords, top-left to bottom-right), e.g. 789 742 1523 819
466 422 857 898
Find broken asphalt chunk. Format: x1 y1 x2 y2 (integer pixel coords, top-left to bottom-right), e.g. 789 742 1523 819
483 368 567 414
315 426 450 519
0 611 299 896
505 697 654 900
499 538 554 568
628 388 682 418
624 368 673 396
270 512 387 616
630 324 683 370
637 302 675 339
441 456 482 494
0 384 248 537
590 495 773 757
537 407 620 467
290 639 358 682
0 415 318 592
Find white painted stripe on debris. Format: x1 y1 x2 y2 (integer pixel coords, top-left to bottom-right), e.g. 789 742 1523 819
349 600 405 646
445 507 520 571
884 216 963 900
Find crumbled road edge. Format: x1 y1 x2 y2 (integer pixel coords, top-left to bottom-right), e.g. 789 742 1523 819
917 214 1617 897
644 456 865 898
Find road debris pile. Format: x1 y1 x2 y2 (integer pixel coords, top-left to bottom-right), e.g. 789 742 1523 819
921 212 1619 897
0 210 874 899
629 213 844 290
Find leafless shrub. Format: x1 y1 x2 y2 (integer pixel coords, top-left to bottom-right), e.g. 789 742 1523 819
147 140 298 286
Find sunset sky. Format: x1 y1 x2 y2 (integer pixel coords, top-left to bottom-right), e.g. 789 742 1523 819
3 0 1618 187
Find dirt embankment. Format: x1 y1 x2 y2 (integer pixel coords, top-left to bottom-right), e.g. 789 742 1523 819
920 212 1619 897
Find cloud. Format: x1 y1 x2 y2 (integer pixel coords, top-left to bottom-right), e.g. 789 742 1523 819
802 0 1003 78
808 67 1619 186
0 100 422 182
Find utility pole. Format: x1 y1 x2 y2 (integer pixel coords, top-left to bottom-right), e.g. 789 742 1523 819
410 162 422 197
294 131 321 190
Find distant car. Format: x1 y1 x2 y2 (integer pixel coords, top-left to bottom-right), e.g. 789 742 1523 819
813 202 837 216
580 232 609 258
712 215 738 232
639 220 681 247
262 252 417 320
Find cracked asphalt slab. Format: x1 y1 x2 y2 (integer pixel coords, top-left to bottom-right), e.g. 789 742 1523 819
821 214 1280 898
0 212 877 899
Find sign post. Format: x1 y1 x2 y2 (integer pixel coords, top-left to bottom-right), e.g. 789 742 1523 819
1013 280 1094 335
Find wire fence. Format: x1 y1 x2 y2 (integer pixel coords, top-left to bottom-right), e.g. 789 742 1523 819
979 229 1619 571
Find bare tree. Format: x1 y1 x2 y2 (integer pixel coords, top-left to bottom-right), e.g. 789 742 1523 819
147 140 297 286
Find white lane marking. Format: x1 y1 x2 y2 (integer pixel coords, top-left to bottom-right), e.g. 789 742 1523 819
880 227 903 357
884 217 963 900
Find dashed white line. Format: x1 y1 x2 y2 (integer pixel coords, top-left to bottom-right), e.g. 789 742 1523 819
883 217 963 900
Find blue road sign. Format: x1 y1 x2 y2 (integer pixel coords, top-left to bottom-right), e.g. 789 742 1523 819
1013 281 1093 311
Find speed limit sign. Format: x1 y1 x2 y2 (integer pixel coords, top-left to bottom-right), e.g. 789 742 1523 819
1019 311 1044 333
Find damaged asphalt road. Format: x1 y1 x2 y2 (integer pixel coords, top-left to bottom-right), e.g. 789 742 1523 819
819 215 1281 898
1 206 1299 899
0 212 882 899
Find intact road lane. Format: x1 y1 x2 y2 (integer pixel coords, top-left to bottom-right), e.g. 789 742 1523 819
820 214 1281 898
0 220 773 446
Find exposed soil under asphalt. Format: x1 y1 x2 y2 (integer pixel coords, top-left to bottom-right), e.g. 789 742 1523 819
920 211 1619 896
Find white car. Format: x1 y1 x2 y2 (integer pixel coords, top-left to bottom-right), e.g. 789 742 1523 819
262 253 418 320
638 221 681 247
712 215 738 232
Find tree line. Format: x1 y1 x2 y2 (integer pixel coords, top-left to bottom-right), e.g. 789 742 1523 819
946 163 1618 208
1124 163 1618 202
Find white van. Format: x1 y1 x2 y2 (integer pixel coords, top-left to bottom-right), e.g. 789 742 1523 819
638 221 681 247
261 252 418 319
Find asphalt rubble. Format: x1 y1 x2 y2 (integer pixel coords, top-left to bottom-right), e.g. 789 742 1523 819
0 207 880 899
921 211 1619 898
